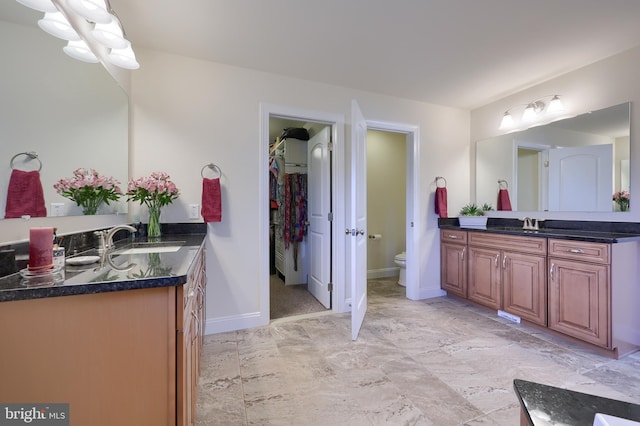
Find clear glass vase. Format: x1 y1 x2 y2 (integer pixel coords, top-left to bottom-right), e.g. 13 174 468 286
147 204 162 240
80 197 101 215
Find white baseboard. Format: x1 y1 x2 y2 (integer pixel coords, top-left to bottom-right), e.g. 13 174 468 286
367 267 399 279
204 311 266 335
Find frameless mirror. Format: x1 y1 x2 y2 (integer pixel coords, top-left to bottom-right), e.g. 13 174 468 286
476 102 630 212
0 3 128 219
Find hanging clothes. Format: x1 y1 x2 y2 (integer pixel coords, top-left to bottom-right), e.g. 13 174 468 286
283 173 307 271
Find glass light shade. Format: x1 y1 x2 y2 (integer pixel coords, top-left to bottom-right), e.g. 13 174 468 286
63 39 99 63
15 0 58 13
38 12 80 41
522 104 537 121
67 0 112 24
499 112 514 129
91 17 128 49
547 95 565 113
108 44 140 69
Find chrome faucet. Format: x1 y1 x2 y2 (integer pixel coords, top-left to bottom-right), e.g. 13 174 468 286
521 217 533 230
95 225 137 252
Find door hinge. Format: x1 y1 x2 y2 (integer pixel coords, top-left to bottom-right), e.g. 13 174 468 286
328 212 333 221
327 282 333 292
328 142 334 151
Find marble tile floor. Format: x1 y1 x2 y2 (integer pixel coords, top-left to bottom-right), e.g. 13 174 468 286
196 278 640 425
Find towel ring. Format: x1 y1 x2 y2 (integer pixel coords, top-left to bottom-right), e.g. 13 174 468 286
10 151 42 172
435 176 447 188
201 163 221 179
498 179 508 189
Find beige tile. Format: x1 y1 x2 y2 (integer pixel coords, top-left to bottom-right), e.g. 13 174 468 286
196 279 640 425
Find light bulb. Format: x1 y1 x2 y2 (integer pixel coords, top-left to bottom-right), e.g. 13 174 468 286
63 40 99 63
108 44 140 69
547 95 565 113
91 16 129 49
38 12 80 41
522 103 537 121
499 112 514 129
15 0 58 13
67 0 112 24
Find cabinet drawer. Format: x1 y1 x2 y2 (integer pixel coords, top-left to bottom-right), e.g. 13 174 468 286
440 229 467 244
548 239 610 264
468 232 546 255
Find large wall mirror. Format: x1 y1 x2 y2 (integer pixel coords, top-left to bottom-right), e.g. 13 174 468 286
476 102 630 212
0 3 128 220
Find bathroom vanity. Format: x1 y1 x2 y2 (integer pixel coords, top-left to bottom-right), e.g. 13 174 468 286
439 219 640 358
0 230 206 426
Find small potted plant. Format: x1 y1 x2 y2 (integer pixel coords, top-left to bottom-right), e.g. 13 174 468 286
458 203 493 228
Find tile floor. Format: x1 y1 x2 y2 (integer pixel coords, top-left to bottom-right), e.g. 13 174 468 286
196 278 640 425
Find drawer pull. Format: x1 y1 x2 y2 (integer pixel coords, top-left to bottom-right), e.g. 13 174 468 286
461 247 465 260
550 263 555 281
447 234 459 239
569 248 585 254
502 255 507 269
494 254 499 267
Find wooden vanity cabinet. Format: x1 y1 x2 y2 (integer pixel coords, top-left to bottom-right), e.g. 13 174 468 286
467 232 547 325
178 246 206 426
547 239 610 348
440 229 468 297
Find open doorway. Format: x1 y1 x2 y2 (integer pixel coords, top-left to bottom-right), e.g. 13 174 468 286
366 130 407 291
268 117 332 320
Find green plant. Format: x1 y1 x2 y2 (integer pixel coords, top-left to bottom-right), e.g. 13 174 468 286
459 203 493 216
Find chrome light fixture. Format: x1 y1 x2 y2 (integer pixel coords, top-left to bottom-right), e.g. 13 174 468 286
499 95 564 130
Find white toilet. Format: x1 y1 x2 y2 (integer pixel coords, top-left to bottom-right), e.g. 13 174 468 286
394 251 407 286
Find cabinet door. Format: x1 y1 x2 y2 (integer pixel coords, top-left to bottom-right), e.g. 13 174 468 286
548 258 610 348
468 246 501 310
502 251 547 326
441 242 467 297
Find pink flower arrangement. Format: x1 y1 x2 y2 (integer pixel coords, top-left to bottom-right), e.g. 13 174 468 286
613 190 630 211
54 168 122 215
127 172 180 208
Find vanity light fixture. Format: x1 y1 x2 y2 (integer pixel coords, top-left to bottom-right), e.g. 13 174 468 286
499 95 564 130
15 0 140 70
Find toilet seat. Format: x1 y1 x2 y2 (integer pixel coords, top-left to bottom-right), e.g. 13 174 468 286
394 252 406 263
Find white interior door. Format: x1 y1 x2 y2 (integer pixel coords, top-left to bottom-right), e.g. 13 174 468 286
350 100 367 340
307 127 331 308
548 144 613 211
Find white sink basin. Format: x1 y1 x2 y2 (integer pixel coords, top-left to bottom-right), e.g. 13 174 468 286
594 414 640 426
117 246 182 255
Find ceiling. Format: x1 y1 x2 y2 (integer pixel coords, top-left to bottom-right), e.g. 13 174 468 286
9 1 640 110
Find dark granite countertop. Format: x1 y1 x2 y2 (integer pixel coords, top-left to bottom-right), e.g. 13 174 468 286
439 218 640 243
0 233 206 303
514 379 640 425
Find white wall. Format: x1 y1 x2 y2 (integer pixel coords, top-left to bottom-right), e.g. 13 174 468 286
130 49 469 333
366 130 406 276
471 45 640 222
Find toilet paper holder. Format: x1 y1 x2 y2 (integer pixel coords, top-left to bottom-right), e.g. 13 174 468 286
368 234 382 240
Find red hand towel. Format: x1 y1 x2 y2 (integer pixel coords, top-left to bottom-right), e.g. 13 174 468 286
5 170 47 219
201 177 222 222
497 189 512 211
435 187 448 218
